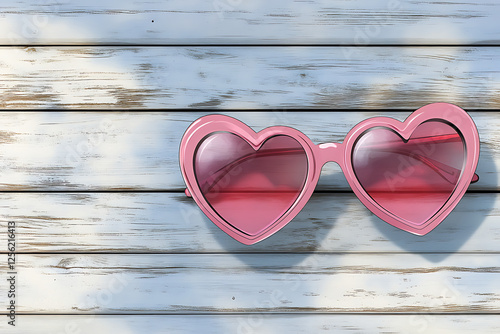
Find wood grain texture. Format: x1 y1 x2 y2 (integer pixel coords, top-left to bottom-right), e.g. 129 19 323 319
2 315 500 333
0 111 495 191
0 192 498 254
0 47 499 109
1 0 500 45
2 253 500 314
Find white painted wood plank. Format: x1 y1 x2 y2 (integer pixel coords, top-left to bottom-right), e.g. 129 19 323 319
2 315 499 333
0 111 495 190
1 1 500 45
0 47 499 109
0 193 498 253
3 253 500 313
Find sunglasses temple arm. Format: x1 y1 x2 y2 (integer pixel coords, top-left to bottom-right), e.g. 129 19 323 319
360 133 479 183
374 148 479 184
184 134 479 198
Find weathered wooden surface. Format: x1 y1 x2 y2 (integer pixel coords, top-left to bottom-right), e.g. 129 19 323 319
1 1 500 45
2 253 499 313
0 111 496 191
1 1 499 332
0 192 498 254
0 47 499 109
2 315 500 333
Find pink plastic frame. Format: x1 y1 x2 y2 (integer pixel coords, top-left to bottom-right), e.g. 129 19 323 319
180 103 480 245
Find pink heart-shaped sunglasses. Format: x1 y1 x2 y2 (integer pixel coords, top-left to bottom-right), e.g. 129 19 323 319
180 103 480 245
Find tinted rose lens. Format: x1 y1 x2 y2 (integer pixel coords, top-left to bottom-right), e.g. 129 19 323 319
352 121 465 225
194 133 308 236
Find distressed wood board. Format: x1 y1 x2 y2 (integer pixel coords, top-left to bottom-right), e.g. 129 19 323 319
0 0 500 45
0 192 498 254
0 111 496 191
1 253 499 314
0 47 499 109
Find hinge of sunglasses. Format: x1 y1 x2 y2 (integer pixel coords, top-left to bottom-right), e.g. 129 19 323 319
185 188 192 197
472 173 479 183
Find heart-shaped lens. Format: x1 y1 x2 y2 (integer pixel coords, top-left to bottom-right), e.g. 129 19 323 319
352 121 465 226
194 132 308 236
